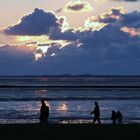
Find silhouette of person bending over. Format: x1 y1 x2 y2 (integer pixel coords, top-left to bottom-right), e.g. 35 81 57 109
111 110 117 124
116 111 123 124
90 101 101 124
40 99 49 124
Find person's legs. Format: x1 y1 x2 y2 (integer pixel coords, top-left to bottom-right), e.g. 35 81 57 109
113 119 116 124
97 118 101 124
118 118 122 124
93 117 96 124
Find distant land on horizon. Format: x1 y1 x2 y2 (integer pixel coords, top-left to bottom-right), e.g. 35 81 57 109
1 74 140 77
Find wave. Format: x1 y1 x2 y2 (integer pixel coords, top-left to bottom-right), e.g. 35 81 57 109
1 85 140 89
0 96 140 101
0 115 140 121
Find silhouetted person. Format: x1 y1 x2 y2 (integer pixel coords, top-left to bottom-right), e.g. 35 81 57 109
116 111 123 124
111 110 117 124
90 102 101 124
40 99 49 124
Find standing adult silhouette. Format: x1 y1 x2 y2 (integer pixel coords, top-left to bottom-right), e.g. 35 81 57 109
111 110 117 124
40 99 49 124
90 101 101 124
116 111 123 124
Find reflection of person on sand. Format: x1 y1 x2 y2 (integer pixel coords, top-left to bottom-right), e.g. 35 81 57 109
90 102 101 124
40 99 49 124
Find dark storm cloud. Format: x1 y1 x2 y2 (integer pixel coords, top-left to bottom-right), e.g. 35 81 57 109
4 8 59 36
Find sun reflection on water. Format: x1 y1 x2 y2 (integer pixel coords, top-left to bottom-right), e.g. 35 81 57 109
35 89 48 94
58 102 68 112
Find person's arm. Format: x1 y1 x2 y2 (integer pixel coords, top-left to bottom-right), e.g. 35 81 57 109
90 110 94 114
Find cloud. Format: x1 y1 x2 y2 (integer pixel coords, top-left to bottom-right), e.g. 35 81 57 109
49 8 127 41
1 8 140 75
45 9 140 74
65 1 93 13
80 25 130 44
114 0 139 2
119 11 140 28
55 8 63 13
49 27 79 41
82 7 126 31
1 26 140 75
4 8 59 36
49 16 79 41
0 45 36 75
95 0 139 2
25 41 38 45
84 7 140 36
85 7 125 28
3 8 71 38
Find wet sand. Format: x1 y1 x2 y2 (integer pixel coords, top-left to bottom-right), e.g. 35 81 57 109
0 124 140 140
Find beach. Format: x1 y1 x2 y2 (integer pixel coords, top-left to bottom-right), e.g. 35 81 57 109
0 76 140 124
0 124 140 140
1 0 140 139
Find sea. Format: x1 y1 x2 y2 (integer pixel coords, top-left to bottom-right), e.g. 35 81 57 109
0 76 140 124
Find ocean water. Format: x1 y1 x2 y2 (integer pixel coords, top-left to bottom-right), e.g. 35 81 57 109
0 76 140 124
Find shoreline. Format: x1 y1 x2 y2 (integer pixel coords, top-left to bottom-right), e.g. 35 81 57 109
0 117 140 124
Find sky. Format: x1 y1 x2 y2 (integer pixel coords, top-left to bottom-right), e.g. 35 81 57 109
0 0 140 75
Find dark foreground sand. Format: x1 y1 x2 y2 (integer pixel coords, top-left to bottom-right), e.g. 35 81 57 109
0 124 140 140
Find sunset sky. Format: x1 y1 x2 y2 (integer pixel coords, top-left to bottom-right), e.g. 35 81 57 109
0 0 140 75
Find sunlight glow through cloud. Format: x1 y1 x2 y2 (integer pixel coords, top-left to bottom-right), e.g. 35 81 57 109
121 27 140 36
85 18 107 30
100 7 126 19
16 35 49 44
34 40 71 61
84 7 125 30
1 1 140 75
34 53 43 61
